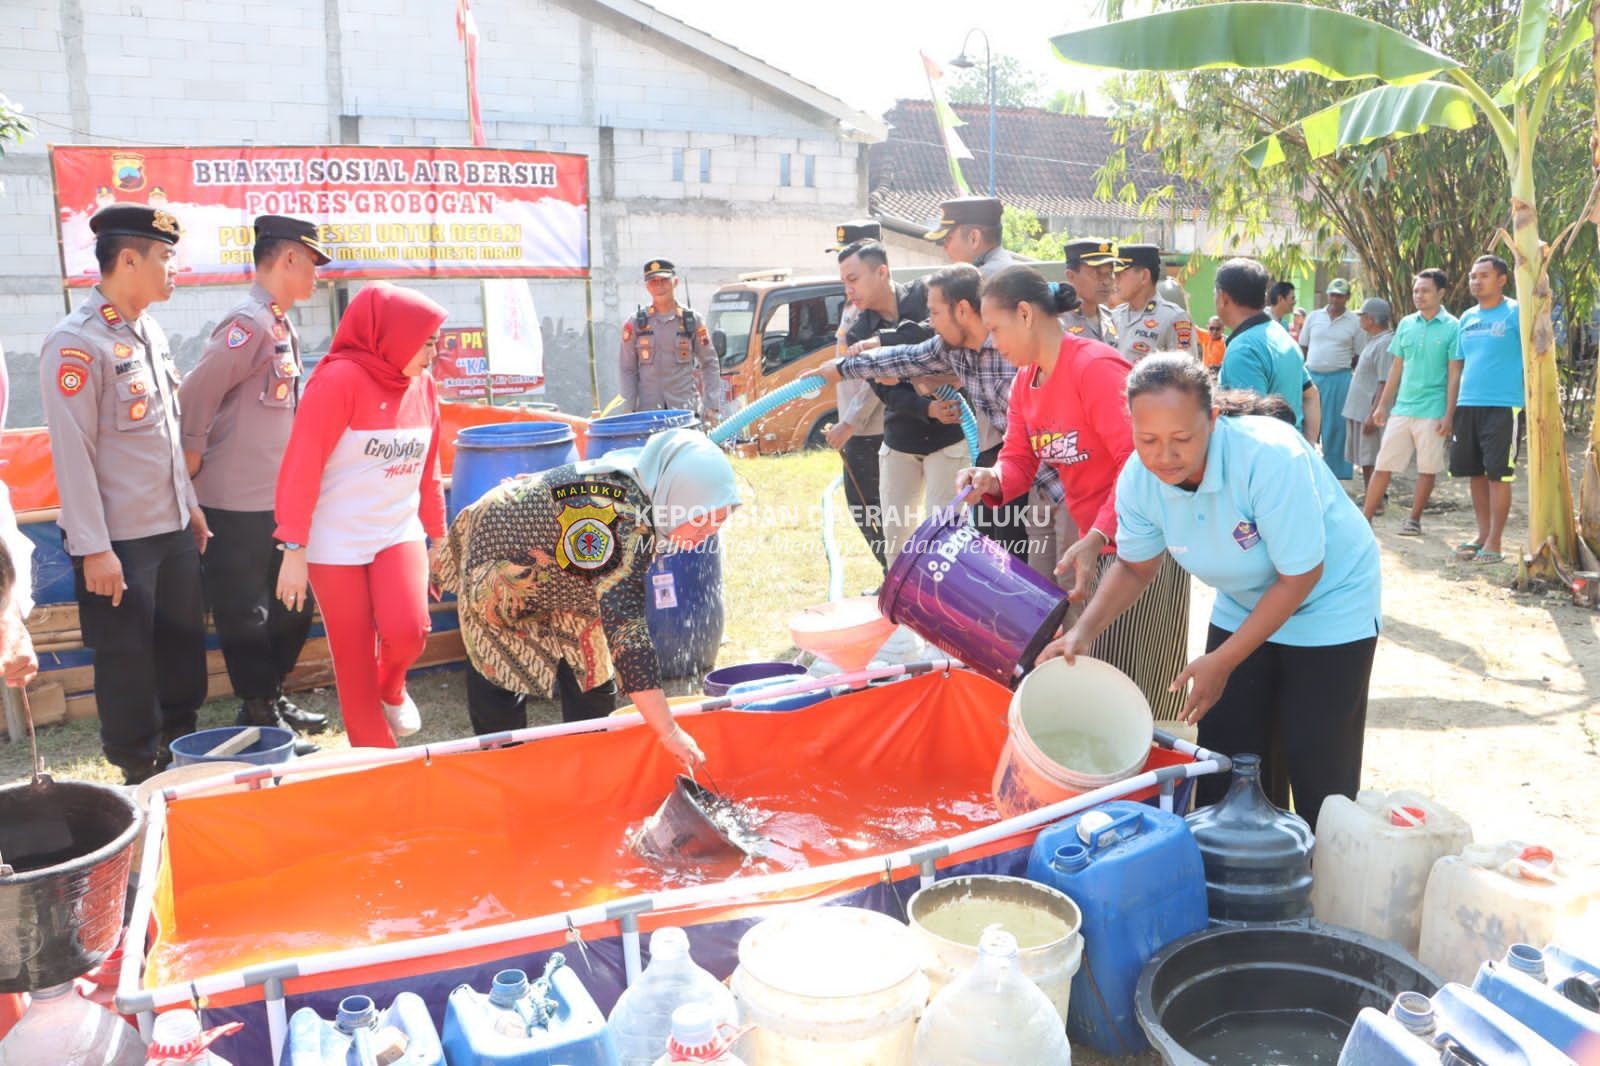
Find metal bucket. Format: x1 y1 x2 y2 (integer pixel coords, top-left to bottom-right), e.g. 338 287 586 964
630 775 751 864
0 779 143 991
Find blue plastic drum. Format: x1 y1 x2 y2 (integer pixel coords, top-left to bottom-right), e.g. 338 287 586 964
726 675 830 712
449 421 580 522
585 409 723 678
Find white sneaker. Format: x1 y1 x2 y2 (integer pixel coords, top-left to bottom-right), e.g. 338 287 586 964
382 693 421 737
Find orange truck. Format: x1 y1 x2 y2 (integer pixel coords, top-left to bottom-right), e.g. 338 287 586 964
706 270 847 454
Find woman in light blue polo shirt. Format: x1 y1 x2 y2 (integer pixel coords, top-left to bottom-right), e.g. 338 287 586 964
1042 355 1381 830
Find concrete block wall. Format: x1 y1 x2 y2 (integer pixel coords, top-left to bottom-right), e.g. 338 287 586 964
0 0 870 424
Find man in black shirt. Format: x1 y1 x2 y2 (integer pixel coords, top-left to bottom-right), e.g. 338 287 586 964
837 240 966 565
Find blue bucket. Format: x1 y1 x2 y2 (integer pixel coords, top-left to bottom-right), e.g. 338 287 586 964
169 726 295 767
450 421 579 522
585 410 723 678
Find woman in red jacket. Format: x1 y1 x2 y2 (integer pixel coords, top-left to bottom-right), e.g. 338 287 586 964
957 266 1189 721
274 283 448 748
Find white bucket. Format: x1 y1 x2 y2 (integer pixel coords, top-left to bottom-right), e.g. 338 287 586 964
731 906 928 1066
907 875 1083 1025
992 655 1154 818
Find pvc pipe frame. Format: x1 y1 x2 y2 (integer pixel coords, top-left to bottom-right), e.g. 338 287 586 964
116 662 1229 1063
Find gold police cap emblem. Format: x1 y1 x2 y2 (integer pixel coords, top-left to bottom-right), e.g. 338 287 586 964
836 226 847 243
153 210 181 237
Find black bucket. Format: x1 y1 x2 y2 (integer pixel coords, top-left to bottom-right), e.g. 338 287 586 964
1136 919 1442 1065
0 779 143 992
630 775 752 864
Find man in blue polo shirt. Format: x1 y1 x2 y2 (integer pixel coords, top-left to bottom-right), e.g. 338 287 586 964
1448 254 1524 562
1216 257 1321 440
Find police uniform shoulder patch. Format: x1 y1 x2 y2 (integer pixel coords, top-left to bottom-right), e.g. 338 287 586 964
57 363 87 396
1175 320 1194 346
622 320 634 342
697 324 710 344
1067 325 1085 335
269 302 285 320
59 346 93 365
99 304 122 326
226 322 253 349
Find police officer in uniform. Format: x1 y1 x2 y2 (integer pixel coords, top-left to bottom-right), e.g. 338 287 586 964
1060 238 1123 344
618 259 723 424
40 204 209 784
923 196 1020 277
1113 243 1197 362
180 215 331 745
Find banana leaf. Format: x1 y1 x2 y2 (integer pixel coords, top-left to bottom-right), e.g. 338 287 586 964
1243 81 1479 169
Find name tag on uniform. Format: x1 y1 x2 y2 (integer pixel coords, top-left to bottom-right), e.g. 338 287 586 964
1232 521 1261 551
652 571 677 609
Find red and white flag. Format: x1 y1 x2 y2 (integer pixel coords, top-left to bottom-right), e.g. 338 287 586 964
920 52 973 195
456 0 486 147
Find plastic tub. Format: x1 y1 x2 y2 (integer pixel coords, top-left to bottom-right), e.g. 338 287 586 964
1137 919 1442 1065
877 507 1068 687
725 676 832 712
907 874 1082 1024
702 661 808 698
992 656 1154 818
449 421 579 521
0 780 143 992
731 906 928 1065
168 726 295 768
1312 789 1472 954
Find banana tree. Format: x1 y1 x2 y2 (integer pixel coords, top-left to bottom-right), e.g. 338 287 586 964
1053 0 1594 579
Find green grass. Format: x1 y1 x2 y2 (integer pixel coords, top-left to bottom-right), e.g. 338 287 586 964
1 450 887 785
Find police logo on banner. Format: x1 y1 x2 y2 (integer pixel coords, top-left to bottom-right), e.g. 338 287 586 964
556 502 622 575
226 323 253 349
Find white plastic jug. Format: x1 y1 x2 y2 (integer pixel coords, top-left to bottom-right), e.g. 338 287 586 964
0 982 146 1066
610 927 738 1066
1311 789 1472 953
651 1002 746 1065
731 906 928 1066
1418 841 1597 984
912 928 1071 1066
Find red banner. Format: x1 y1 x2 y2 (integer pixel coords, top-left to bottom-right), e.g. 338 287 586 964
433 326 544 400
50 145 589 287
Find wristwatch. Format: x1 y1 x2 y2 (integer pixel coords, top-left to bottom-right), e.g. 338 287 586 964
278 541 305 552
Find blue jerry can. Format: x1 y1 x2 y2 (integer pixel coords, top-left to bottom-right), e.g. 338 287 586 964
1472 944 1600 1058
442 954 620 1066
280 991 443 1065
1339 984 1574 1065
1025 800 1208 1056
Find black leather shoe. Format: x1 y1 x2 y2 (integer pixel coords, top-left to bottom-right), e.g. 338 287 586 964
275 694 329 735
235 697 282 728
121 762 160 786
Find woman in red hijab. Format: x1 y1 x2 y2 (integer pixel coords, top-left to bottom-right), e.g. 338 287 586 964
274 283 448 747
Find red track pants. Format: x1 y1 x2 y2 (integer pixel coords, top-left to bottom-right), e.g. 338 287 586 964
308 540 430 748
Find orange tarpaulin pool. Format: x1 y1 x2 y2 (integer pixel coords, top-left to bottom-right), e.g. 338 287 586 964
129 668 1206 1063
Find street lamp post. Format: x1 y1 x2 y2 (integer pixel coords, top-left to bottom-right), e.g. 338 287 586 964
951 28 995 197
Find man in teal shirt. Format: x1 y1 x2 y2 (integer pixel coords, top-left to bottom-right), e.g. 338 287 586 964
1448 254 1523 562
1362 268 1460 535
1215 257 1321 440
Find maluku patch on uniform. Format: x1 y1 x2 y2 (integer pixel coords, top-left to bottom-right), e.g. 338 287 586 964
551 478 629 575
226 322 254 349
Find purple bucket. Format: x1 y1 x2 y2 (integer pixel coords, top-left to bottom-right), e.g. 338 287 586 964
878 508 1070 688
702 661 808 698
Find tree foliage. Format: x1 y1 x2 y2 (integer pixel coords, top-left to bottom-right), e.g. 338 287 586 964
1096 0 1597 326
0 93 31 158
1001 206 1073 259
948 54 1047 109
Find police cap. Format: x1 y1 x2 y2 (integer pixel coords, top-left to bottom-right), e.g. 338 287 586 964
827 220 880 252
1117 243 1165 275
89 203 181 245
254 214 331 265
923 196 1003 241
1063 238 1125 268
644 259 677 279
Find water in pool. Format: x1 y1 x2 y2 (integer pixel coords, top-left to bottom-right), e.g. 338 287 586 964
1179 1008 1351 1065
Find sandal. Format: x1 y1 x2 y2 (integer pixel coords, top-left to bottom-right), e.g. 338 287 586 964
1472 550 1505 564
1398 518 1423 537
1454 541 1483 557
